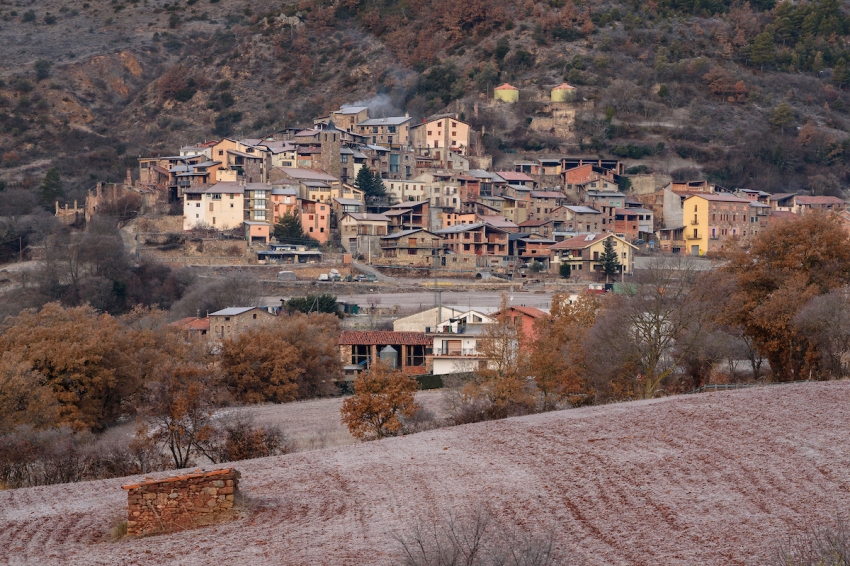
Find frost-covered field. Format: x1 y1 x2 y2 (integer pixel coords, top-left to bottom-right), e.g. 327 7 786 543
3 382 850 565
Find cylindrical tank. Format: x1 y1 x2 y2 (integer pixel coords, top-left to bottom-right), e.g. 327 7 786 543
551 83 576 102
493 83 519 103
379 345 398 368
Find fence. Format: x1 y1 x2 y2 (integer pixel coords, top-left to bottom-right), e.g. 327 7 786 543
687 380 812 395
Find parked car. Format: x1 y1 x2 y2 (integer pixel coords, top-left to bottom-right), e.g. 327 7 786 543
355 274 378 283
317 273 329 281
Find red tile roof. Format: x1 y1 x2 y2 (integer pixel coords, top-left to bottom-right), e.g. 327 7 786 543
339 331 432 346
548 233 609 249
504 306 548 318
794 195 845 205
494 83 518 90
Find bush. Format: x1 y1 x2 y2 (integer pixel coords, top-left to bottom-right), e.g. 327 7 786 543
394 505 567 566
197 412 292 463
559 263 571 278
771 517 850 566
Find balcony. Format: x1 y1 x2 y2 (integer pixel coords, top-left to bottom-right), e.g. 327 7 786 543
433 348 479 357
686 232 701 240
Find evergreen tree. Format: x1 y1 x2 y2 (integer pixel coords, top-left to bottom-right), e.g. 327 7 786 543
371 172 387 198
834 58 850 89
599 236 621 280
559 262 571 278
769 103 795 134
40 167 63 209
273 211 312 244
749 30 776 70
354 165 375 196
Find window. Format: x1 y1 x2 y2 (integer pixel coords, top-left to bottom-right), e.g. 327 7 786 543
372 137 376 144
451 122 457 128
387 136 393 144
209 203 214 211
372 126 378 133
437 121 442 127
196 203 201 208
320 215 325 220
211 193 222 200
309 227 314 232
341 154 349 163
254 190 266 198
218 150 223 156
320 227 325 233
255 199 266 208
388 126 396 133
254 211 266 220
212 217 216 225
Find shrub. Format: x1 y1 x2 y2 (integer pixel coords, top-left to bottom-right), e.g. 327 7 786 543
771 517 850 566
197 412 292 463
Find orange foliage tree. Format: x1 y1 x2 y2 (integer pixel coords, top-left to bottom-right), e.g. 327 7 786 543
340 361 420 441
0 303 141 431
530 293 598 410
219 313 342 403
721 212 850 381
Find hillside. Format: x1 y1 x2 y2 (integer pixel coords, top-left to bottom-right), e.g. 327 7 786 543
3 381 850 565
1 0 850 203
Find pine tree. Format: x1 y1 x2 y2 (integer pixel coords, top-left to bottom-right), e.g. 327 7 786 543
749 30 776 70
770 103 795 134
273 211 308 243
599 236 621 280
371 172 387 198
559 262 571 278
40 167 63 209
834 58 850 89
354 165 375 197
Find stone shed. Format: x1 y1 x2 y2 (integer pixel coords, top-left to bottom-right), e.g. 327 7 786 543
122 468 240 536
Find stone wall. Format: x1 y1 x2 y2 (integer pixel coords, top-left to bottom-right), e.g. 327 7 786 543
122 468 240 537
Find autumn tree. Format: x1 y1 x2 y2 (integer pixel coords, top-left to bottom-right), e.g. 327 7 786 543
0 352 60 435
794 289 850 379
723 213 850 381
220 312 341 403
340 361 420 441
529 293 598 410
0 303 140 431
136 364 219 469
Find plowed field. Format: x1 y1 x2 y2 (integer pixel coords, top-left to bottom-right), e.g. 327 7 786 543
3 382 850 565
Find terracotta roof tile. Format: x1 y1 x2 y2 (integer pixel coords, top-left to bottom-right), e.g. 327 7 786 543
338 331 432 346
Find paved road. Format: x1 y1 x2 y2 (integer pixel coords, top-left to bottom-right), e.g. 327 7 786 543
266 289 555 312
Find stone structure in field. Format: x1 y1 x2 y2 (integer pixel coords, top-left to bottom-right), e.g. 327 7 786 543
122 468 240 536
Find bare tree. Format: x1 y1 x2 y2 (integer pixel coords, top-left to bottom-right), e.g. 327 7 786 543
588 257 715 399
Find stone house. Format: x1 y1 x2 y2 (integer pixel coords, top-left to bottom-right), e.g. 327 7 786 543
209 307 275 341
355 116 413 149
339 212 390 254
560 205 603 233
379 229 444 265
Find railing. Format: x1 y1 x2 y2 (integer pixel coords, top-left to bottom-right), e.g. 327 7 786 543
686 232 700 240
433 348 479 357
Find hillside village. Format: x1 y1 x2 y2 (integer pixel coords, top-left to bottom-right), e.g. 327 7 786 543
69 89 849 279
47 91 840 383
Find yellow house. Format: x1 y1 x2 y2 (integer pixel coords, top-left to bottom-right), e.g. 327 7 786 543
683 194 752 256
548 233 636 279
494 83 519 103
183 182 245 231
551 83 577 102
